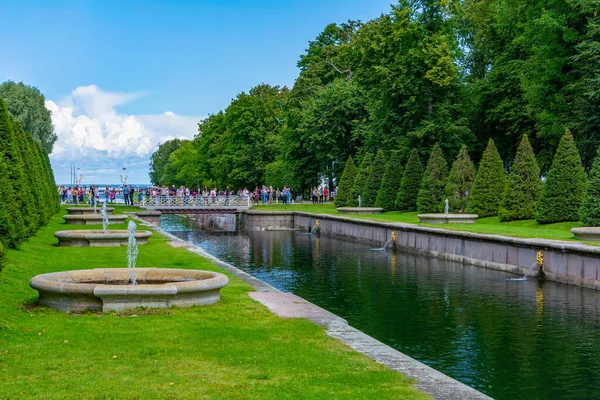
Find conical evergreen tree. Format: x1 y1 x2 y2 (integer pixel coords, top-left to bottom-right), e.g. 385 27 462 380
466 139 506 217
15 122 45 228
396 149 423 211
7 119 37 235
375 151 404 211
580 150 600 226
417 144 448 213
334 155 357 207
0 99 25 246
362 151 387 207
537 129 586 224
0 148 15 248
499 135 541 221
348 153 372 207
445 145 475 213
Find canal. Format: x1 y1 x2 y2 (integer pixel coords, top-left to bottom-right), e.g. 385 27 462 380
162 215 600 400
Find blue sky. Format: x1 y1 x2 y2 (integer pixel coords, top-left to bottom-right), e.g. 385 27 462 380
0 0 393 184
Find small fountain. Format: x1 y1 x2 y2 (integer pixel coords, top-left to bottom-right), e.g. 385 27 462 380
444 199 449 215
370 232 396 251
101 202 108 232
417 199 478 224
31 219 229 312
127 220 138 285
506 252 544 281
358 195 362 208
93 196 97 214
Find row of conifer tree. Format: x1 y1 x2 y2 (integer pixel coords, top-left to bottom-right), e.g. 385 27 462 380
335 129 600 227
0 98 60 262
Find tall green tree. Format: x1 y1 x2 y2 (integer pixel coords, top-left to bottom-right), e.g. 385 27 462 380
149 139 186 185
445 145 475 213
417 144 448 213
580 150 600 227
0 80 56 153
348 153 372 207
396 149 423 211
537 129 586 224
375 151 404 211
362 151 387 207
499 135 541 221
466 139 506 217
334 156 357 207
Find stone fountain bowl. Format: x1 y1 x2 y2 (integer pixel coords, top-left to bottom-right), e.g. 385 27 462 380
30 268 229 312
63 213 128 225
54 230 152 247
66 207 115 215
336 207 383 214
417 214 479 224
571 227 600 242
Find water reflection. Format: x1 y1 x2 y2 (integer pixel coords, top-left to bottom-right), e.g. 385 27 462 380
162 215 600 400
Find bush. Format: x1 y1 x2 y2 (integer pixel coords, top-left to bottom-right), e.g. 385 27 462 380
348 153 372 207
445 145 475 213
334 156 357 207
375 151 404 211
396 149 423 211
536 129 586 224
580 151 600 226
499 135 541 221
362 151 387 207
466 139 506 217
417 144 448 213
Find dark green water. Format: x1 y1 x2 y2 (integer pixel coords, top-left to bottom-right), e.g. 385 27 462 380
162 215 600 400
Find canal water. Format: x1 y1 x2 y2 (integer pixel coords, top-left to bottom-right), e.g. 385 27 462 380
162 215 600 400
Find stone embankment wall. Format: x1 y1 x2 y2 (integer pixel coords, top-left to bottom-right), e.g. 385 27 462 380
242 211 600 291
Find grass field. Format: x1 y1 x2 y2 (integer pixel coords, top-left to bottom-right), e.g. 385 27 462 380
252 203 587 243
0 207 427 399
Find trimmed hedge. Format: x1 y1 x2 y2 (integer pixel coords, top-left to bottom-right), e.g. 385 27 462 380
396 149 423 211
417 144 448 213
362 151 387 207
334 156 357 207
466 139 506 217
375 151 404 211
445 145 475 213
536 129 586 224
0 98 58 248
499 135 541 221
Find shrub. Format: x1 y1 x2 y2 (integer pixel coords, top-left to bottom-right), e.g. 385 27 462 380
499 135 541 221
362 151 387 207
375 151 404 211
348 153 372 207
396 149 423 211
445 145 475 213
417 144 448 213
580 150 600 226
466 139 506 217
334 156 357 207
536 129 586 224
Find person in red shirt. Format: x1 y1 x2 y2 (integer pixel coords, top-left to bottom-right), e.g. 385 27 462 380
323 187 329 202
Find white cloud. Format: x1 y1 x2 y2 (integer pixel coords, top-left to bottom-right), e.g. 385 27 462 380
48 85 202 184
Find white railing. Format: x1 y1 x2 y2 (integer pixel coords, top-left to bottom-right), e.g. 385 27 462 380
143 195 252 207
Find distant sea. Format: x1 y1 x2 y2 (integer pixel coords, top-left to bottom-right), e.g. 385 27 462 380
57 183 152 188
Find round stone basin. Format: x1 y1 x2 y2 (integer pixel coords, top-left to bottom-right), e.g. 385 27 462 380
417 214 479 224
63 213 128 225
30 268 229 312
66 207 114 215
136 211 162 225
54 230 152 247
571 227 600 242
337 207 383 214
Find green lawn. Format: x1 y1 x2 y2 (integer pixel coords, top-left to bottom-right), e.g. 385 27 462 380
252 203 587 243
0 207 427 400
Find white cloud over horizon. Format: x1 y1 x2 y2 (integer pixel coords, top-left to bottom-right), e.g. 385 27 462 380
48 85 202 184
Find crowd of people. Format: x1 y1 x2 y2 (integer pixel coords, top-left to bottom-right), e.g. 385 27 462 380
57 184 336 206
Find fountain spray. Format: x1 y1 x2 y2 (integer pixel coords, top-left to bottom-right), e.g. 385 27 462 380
127 220 138 285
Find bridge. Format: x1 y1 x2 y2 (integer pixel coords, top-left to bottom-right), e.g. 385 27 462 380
141 205 249 214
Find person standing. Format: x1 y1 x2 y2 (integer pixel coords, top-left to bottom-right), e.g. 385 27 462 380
323 186 329 202
129 185 134 205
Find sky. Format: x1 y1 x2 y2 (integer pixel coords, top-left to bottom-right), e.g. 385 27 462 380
0 0 393 184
